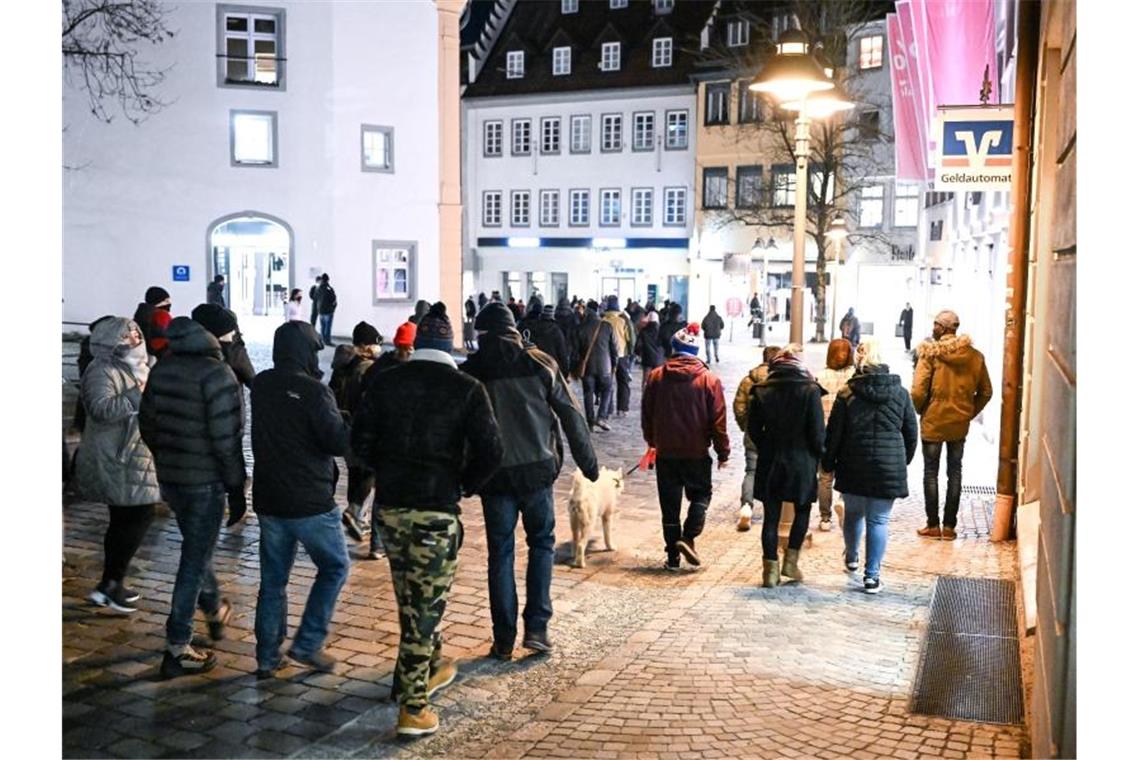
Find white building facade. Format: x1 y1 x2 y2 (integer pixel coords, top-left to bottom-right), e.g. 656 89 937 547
64 0 464 340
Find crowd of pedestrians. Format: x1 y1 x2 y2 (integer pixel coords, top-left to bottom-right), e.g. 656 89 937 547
68 279 992 738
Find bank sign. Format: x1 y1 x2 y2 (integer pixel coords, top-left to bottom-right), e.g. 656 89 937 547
934 107 1014 191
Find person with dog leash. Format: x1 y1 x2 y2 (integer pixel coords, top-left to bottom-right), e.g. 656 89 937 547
351 302 503 738
462 301 598 659
732 345 781 532
642 326 730 570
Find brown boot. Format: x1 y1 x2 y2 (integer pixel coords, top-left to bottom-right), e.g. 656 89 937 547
762 559 780 588
781 548 804 582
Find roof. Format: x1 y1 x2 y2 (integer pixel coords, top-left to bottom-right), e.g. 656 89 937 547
464 0 718 99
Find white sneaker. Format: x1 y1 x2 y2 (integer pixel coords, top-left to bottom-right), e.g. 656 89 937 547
819 519 833 532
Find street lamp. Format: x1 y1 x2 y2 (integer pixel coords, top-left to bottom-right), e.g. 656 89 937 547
751 31 849 345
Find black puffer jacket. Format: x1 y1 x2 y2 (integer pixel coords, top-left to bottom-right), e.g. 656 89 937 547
823 365 918 499
250 321 351 518
572 311 619 378
139 318 245 489
462 330 597 495
520 316 570 377
351 356 503 512
748 365 826 505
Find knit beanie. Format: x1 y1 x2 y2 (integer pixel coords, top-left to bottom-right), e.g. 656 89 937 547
190 303 238 337
352 320 381 347
586 299 600 313
393 321 417 349
474 301 516 333
414 302 454 351
605 295 620 312
671 326 700 357
541 304 556 320
145 286 171 306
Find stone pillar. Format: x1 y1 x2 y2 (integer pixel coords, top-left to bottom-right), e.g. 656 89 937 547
436 0 464 323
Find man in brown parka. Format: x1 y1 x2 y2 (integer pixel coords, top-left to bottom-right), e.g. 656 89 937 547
910 310 993 540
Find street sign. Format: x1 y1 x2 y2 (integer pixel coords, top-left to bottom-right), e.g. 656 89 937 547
172 265 191 282
726 297 743 317
934 106 1014 190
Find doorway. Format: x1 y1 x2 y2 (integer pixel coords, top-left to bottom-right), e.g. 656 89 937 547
601 277 636 306
207 213 293 329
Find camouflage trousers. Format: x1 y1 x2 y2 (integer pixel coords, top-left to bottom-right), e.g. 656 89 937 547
378 507 461 711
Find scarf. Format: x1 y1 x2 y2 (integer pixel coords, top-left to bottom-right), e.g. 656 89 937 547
768 352 814 380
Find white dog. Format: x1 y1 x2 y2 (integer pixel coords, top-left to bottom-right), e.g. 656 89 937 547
567 466 624 568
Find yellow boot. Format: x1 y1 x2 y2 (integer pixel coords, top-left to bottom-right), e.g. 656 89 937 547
781 548 804 582
762 559 780 588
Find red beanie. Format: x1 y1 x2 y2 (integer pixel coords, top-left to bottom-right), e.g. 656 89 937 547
394 321 417 349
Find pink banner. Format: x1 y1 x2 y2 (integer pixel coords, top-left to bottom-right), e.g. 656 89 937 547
887 13 926 181
897 0 934 178
921 0 997 109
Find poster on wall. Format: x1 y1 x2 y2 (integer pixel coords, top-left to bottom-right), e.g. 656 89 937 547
933 106 1014 191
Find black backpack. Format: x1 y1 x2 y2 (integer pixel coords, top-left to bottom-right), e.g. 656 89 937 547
323 285 337 312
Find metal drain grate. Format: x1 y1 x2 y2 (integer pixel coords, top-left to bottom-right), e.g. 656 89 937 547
911 576 1024 725
961 485 998 495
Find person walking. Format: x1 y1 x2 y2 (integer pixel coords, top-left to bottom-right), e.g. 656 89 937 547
308 276 321 327
823 339 918 593
463 302 597 658
815 338 856 532
329 321 383 543
839 308 861 347
642 327 730 570
748 345 825 588
191 303 256 389
601 296 635 417
75 317 160 614
701 305 725 363
911 310 993 540
207 275 226 307
316 274 338 345
634 311 666 388
250 321 352 677
658 303 686 358
519 303 570 377
732 345 781 532
478 291 488 310
464 296 478 352
898 302 914 351
139 317 246 677
572 300 619 433
286 288 305 321
554 297 579 346
351 303 503 737
132 286 173 359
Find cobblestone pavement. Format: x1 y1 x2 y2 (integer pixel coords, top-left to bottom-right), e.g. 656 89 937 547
62 330 1026 758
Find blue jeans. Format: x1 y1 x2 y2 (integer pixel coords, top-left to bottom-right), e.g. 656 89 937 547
255 507 350 668
318 313 334 345
842 494 894 581
705 338 720 362
740 437 757 507
481 488 555 647
163 483 226 647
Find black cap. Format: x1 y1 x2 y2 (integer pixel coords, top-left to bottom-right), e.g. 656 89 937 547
190 303 238 337
145 286 170 306
352 321 381 346
474 301 516 333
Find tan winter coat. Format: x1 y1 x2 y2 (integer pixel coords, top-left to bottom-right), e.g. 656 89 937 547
733 364 769 451
602 310 634 357
910 334 993 442
817 366 855 422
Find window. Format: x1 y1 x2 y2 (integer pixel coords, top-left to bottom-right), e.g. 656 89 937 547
610 0 628 7
772 13 797 41
561 0 578 13
655 0 674 14
772 165 795 207
930 220 944 241
569 189 590 226
895 183 919 227
540 190 560 227
705 82 730 125
512 118 531 155
483 191 502 227
859 185 884 227
373 241 416 302
738 81 762 123
361 125 394 172
511 190 531 227
541 117 561 154
858 110 880 140
703 167 729 209
736 165 763 208
601 113 622 152
553 46 571 76
484 120 503 157
665 110 689 149
726 19 749 47
664 187 687 225
859 35 883 69
652 37 673 68
507 50 525 78
600 188 621 226
633 112 655 151
218 6 285 88
230 110 277 167
570 114 591 153
601 42 621 71
632 188 653 226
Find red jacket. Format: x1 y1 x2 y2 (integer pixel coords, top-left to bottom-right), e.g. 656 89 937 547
641 355 730 462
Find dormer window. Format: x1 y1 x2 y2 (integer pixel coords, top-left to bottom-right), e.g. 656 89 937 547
506 50 524 79
652 37 673 68
553 46 571 76
561 0 578 14
654 0 674 14
726 19 749 47
610 0 628 8
601 41 621 72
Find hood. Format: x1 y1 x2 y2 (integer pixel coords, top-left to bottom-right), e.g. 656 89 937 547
748 364 769 384
555 299 573 315
917 334 975 364
847 365 901 403
89 317 138 360
411 300 431 322
331 344 360 371
662 354 708 381
273 320 324 378
476 329 526 362
166 317 224 360
762 362 823 392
